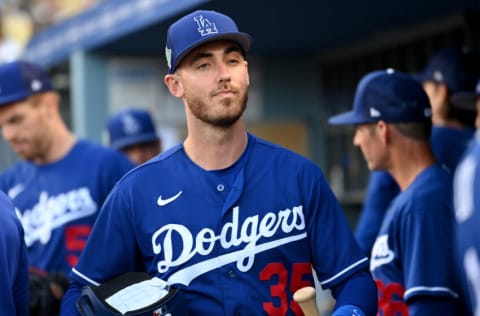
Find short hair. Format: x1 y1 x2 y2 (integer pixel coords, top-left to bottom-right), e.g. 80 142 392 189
390 121 432 142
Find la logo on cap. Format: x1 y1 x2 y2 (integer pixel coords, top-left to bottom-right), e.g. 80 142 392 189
31 80 42 91
122 114 141 136
194 15 218 36
370 107 381 117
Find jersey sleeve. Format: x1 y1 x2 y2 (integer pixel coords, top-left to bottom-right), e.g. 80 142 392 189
398 198 458 301
306 170 369 289
70 184 140 286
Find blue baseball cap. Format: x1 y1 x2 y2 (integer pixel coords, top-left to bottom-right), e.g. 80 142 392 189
165 10 252 73
0 60 53 106
451 78 480 110
414 47 480 93
107 108 159 150
328 69 432 125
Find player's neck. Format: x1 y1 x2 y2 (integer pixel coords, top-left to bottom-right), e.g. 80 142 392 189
388 144 436 191
183 122 248 171
35 126 77 165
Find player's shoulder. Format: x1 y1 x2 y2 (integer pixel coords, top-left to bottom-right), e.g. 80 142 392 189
75 140 124 157
115 143 184 183
73 140 134 166
396 164 452 214
0 160 34 187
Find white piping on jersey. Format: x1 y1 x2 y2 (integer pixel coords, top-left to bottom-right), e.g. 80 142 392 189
404 286 459 299
168 232 307 286
320 257 368 286
72 267 100 286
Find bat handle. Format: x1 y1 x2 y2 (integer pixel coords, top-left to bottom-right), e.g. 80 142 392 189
293 286 320 316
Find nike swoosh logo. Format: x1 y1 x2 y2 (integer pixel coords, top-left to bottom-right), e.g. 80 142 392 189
157 191 183 206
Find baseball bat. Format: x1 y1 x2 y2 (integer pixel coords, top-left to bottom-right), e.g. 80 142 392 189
293 286 320 316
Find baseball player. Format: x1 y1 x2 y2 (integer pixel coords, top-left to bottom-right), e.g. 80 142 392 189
329 69 461 315
0 190 29 316
0 61 135 314
107 108 162 165
354 47 480 257
60 10 378 316
453 78 480 315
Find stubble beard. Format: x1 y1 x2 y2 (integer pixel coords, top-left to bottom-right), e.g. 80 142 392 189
187 91 248 129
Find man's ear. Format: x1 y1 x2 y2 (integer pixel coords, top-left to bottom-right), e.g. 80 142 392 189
39 92 60 117
164 74 183 98
377 120 390 145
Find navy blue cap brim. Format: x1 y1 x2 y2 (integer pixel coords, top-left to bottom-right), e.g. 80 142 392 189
0 91 30 105
328 111 376 125
172 32 252 73
111 133 159 150
411 72 426 84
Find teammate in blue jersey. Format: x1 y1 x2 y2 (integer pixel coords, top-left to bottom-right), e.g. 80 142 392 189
353 47 480 256
329 69 462 315
0 61 134 314
453 78 480 315
0 190 29 316
60 10 378 316
106 108 162 165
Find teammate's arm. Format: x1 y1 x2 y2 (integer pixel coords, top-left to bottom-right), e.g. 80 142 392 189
60 280 83 316
330 269 378 316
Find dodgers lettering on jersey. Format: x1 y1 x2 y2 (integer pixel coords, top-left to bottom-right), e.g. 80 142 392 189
0 141 134 274
154 205 306 285
371 164 459 315
72 133 368 315
21 188 97 246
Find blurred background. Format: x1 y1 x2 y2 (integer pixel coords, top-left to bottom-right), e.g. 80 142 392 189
1 0 479 313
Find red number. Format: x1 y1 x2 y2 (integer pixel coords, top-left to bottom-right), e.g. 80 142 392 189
65 225 91 267
290 263 313 314
376 279 408 316
260 262 313 316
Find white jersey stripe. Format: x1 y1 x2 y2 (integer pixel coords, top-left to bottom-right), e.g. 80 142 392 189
320 257 368 285
404 286 459 299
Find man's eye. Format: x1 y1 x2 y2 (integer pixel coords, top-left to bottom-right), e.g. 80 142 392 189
197 63 209 69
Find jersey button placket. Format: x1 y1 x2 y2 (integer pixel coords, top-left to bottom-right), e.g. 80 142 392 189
217 184 225 192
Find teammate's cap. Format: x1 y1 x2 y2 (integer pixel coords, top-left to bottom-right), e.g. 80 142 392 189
413 47 480 93
107 108 159 150
451 78 480 110
328 69 432 125
165 10 252 73
0 60 53 106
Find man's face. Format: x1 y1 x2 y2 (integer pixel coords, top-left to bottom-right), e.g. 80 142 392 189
173 40 250 128
0 96 50 161
121 140 161 165
353 123 387 170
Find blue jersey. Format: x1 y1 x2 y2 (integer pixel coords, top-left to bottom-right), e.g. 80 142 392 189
0 140 134 274
355 171 399 256
431 125 475 172
371 164 459 315
0 190 29 316
69 133 368 315
454 130 480 315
